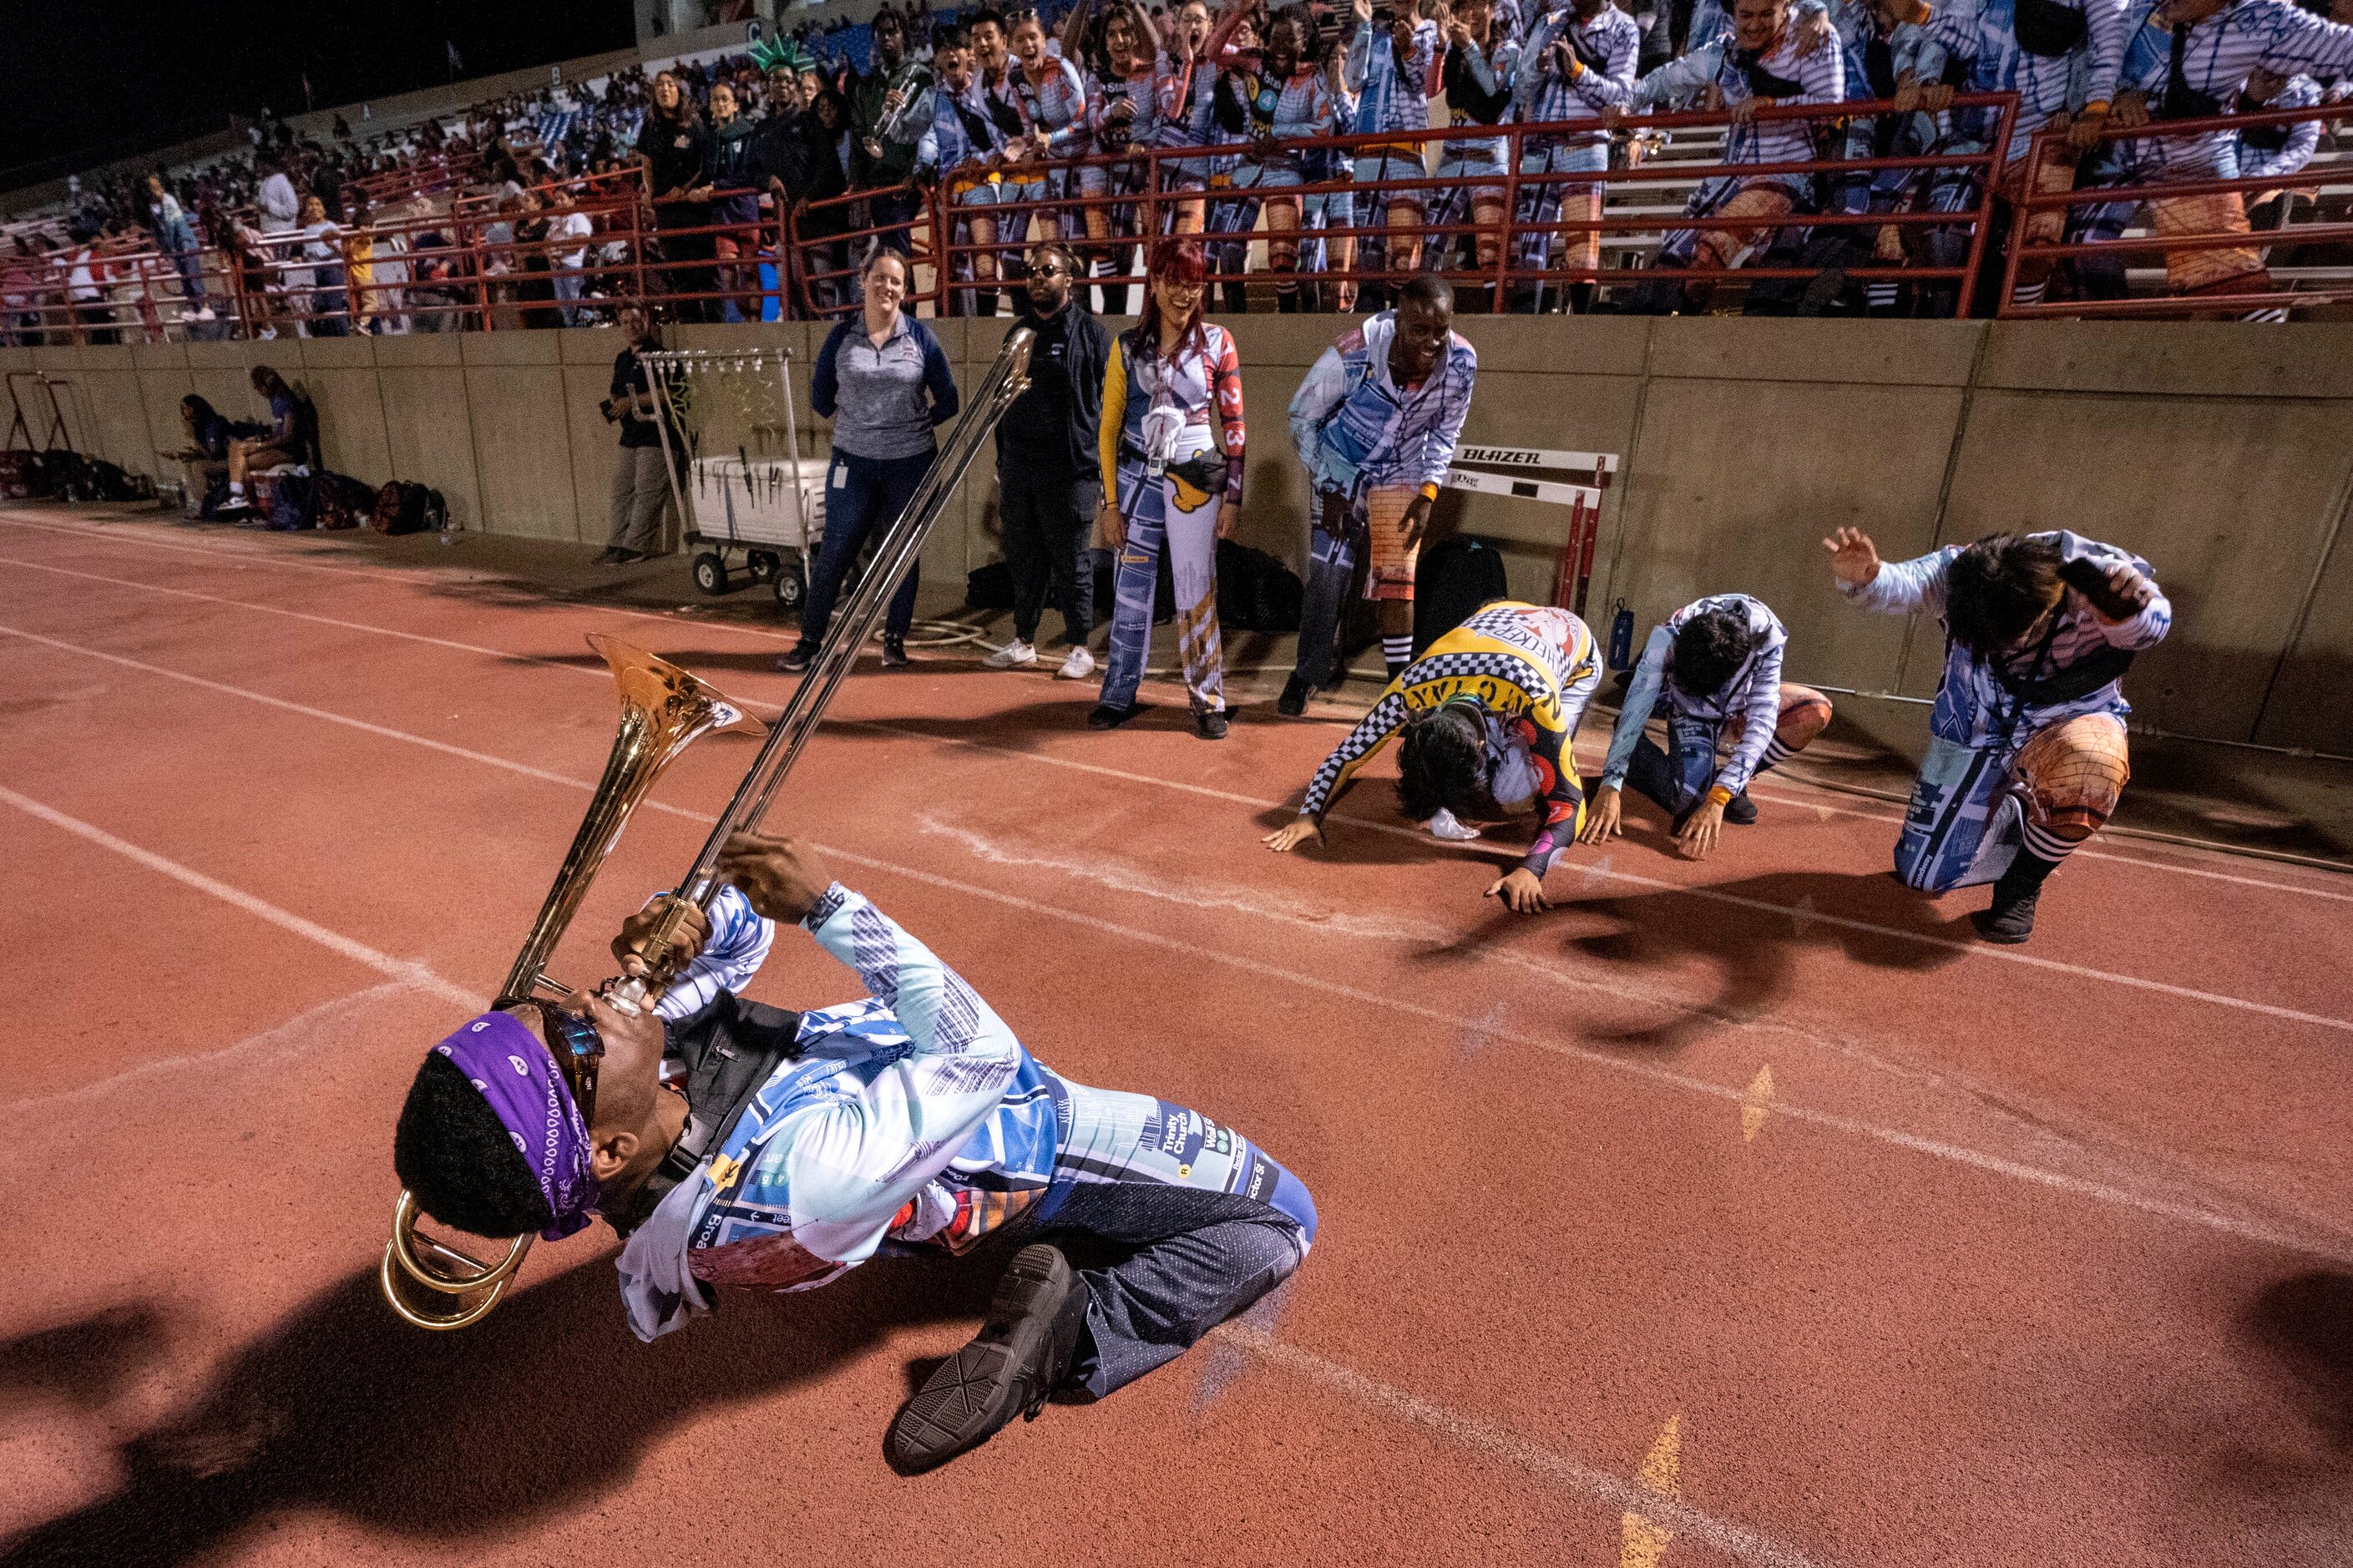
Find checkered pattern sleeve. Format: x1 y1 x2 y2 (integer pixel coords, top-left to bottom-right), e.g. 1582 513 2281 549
1299 685 1414 822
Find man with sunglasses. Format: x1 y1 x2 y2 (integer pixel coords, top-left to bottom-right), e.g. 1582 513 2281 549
391 832 1314 1475
1263 599 1603 914
987 240 1112 680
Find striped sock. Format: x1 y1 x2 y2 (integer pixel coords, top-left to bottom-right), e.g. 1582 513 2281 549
1865 282 1898 310
1759 736 1799 774
2011 281 2046 307
1382 635 1413 678
2018 819 2083 865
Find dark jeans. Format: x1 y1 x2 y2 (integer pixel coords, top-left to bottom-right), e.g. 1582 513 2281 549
1001 466 1098 644
793 446 934 650
1621 702 1722 818
1290 514 1359 687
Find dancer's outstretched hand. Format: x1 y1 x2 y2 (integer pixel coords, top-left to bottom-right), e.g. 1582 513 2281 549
1263 818 1323 852
1823 526 1880 589
1485 867 1550 914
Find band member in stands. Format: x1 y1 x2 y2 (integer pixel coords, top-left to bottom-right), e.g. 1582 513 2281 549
1206 7 1343 313
392 833 1314 1477
1513 0 1642 314
2086 0 2353 312
1279 276 1478 717
1586 0 1845 313
1091 239 1247 739
1264 600 1603 914
1430 0 1521 311
1826 526 2169 943
915 28 1013 316
1580 594 1834 860
1072 0 1164 305
1343 0 1441 296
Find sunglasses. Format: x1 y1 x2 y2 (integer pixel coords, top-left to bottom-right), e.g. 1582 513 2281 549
543 1004 605 1127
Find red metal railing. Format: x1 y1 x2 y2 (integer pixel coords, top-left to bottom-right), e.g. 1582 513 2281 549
1997 99 2353 319
932 94 2022 315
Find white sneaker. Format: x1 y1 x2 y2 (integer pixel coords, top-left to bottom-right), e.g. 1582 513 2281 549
1426 807 1483 842
1056 645 1096 680
985 639 1038 669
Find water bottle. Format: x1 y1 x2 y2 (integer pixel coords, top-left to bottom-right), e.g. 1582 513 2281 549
1607 598 1634 671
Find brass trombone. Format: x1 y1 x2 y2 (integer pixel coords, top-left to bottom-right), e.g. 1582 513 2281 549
382 327 1035 1330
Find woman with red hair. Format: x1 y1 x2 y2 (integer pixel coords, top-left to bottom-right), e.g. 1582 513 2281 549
1090 238 1247 739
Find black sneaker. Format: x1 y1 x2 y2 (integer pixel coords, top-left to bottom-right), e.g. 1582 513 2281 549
883 1242 1088 1476
1194 708 1229 740
1276 675 1312 718
776 644 815 674
1086 701 1144 730
1970 885 2041 944
1723 792 1758 826
881 639 910 669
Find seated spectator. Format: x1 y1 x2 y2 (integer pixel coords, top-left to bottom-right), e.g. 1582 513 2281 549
165 393 265 516
223 366 316 513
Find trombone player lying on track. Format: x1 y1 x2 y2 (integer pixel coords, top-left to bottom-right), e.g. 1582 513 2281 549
392 831 1316 1477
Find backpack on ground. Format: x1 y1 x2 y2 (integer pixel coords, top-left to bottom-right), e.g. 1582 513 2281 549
1215 539 1303 634
266 470 316 530
1412 534 1511 655
372 479 435 534
316 473 377 529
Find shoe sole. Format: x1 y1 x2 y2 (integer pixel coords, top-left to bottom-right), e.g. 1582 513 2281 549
884 1244 1075 1476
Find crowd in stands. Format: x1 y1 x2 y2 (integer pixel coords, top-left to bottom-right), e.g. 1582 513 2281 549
5 0 2352 340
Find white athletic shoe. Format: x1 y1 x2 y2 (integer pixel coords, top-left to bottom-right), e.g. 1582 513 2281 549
1056 645 1096 680
986 640 1038 669
1426 807 1482 842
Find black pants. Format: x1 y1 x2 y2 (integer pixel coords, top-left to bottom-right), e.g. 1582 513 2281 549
1002 466 1099 645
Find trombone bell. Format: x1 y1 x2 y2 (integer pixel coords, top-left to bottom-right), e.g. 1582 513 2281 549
382 1190 534 1331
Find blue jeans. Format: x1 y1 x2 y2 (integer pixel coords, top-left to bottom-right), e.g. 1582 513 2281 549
792 446 934 652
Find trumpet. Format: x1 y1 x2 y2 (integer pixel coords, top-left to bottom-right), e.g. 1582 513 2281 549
381 326 1035 1331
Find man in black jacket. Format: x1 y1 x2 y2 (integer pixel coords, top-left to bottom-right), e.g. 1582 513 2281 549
986 240 1112 680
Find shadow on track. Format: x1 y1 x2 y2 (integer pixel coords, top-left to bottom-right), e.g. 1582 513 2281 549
1414 868 1974 1055
2248 1271 2353 1449
0 1247 1008 1567
0 1303 174 1422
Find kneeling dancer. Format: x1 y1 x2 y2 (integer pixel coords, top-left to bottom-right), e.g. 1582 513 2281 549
392 832 1314 1474
1826 526 2169 943
1581 594 1833 860
1263 600 1602 913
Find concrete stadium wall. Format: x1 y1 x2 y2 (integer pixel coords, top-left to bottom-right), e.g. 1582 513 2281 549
10 317 2349 754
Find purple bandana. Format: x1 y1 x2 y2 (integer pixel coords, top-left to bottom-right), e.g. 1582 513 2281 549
433 1011 600 1240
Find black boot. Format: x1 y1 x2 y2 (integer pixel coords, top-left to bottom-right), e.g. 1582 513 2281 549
1566 282 1596 315
1277 673 1313 717
884 1243 1090 1476
1971 848 2061 945
1275 278 1301 312
1220 278 1249 315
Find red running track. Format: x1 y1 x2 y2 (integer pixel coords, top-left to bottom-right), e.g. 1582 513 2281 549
1 508 2350 1568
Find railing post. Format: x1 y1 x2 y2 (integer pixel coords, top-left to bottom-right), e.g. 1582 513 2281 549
1964 93 2022 320
1496 124 1522 306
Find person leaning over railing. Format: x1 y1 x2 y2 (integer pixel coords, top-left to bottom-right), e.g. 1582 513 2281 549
1009 4 1095 246
1587 0 1845 314
2236 68 2324 234
1156 0 1227 236
1804 0 1938 317
778 250 962 675
640 69 714 322
1915 0 2129 313
2089 0 2353 312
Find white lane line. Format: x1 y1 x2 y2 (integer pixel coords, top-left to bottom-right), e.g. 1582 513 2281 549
6 623 2346 1262
9 613 2341 1034
1 978 423 1111
1216 1323 1839 1568
0 784 478 1011
13 516 2345 903
2 784 1814 1541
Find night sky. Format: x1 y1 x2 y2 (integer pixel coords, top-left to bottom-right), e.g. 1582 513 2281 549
2 0 638 176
